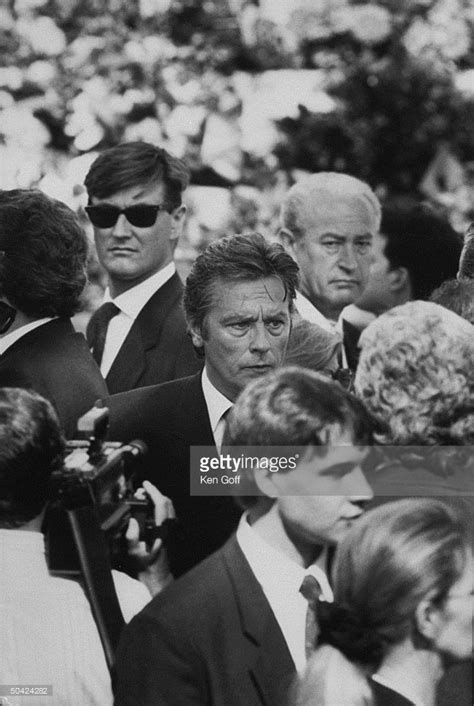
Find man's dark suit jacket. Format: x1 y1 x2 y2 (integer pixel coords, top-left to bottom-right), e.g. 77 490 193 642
370 680 414 706
87 272 201 394
0 317 107 439
106 372 241 576
114 535 295 706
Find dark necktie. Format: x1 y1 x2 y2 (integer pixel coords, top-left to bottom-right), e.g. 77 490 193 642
300 574 322 658
88 302 120 366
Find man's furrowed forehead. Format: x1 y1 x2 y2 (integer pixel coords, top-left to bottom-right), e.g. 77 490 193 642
208 276 290 312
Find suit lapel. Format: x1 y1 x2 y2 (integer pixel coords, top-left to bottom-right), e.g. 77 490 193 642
222 538 295 706
106 273 184 392
170 372 215 446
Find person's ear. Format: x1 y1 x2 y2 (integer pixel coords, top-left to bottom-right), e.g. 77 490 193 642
253 463 280 499
279 227 297 254
169 205 187 241
188 322 204 350
387 266 410 293
414 595 442 642
0 300 17 334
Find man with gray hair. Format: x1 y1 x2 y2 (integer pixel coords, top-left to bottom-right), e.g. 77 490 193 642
279 173 381 369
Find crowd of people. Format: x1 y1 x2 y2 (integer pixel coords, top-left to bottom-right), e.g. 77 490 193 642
0 140 472 706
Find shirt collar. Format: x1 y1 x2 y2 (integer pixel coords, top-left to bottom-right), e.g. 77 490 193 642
236 513 333 602
201 367 233 434
104 262 176 319
294 291 336 333
0 317 55 355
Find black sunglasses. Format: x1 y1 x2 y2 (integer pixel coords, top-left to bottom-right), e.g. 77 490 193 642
85 204 168 228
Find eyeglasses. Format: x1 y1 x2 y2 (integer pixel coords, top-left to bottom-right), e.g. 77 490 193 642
85 204 167 228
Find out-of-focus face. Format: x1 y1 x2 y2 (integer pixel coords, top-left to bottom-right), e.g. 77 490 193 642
90 182 185 296
270 427 373 551
432 551 473 662
191 277 292 402
356 231 392 314
289 198 377 322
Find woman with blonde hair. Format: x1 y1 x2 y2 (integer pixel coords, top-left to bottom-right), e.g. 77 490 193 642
295 499 473 706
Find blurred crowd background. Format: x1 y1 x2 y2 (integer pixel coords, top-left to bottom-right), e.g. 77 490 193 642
1 0 474 313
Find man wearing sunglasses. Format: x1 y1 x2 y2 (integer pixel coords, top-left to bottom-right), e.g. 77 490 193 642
84 142 201 395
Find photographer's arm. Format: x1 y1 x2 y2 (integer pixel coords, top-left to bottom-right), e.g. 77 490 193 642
125 481 175 596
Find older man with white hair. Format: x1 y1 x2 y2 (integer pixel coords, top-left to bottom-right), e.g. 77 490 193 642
279 172 381 370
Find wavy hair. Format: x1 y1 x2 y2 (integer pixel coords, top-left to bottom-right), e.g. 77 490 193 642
355 301 474 445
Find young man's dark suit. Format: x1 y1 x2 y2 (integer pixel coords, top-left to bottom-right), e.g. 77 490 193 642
87 272 201 394
0 317 107 439
114 535 295 706
106 372 241 576
370 680 414 706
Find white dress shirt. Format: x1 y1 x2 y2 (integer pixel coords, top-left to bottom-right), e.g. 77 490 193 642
0 529 150 706
201 367 233 451
294 291 335 333
0 317 55 355
236 513 333 672
100 263 176 377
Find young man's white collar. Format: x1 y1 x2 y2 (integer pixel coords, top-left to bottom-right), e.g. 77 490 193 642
99 263 176 376
201 367 233 450
237 513 333 672
0 317 55 356
103 262 176 318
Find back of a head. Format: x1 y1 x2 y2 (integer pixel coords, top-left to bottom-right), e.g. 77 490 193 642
295 498 469 705
355 300 474 444
183 232 299 335
381 204 463 299
0 189 88 318
223 365 375 507
84 141 189 208
430 277 474 325
224 365 374 449
0 388 65 528
280 172 381 239
458 222 474 279
285 318 341 373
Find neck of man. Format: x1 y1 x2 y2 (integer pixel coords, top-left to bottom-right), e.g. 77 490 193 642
377 640 443 706
301 287 341 325
249 502 326 569
108 259 173 298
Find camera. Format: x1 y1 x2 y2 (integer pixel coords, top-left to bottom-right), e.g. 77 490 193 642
46 405 153 574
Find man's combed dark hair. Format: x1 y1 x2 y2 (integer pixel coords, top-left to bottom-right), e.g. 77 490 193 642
184 232 299 334
381 204 463 300
0 388 65 528
84 141 189 210
0 189 88 317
